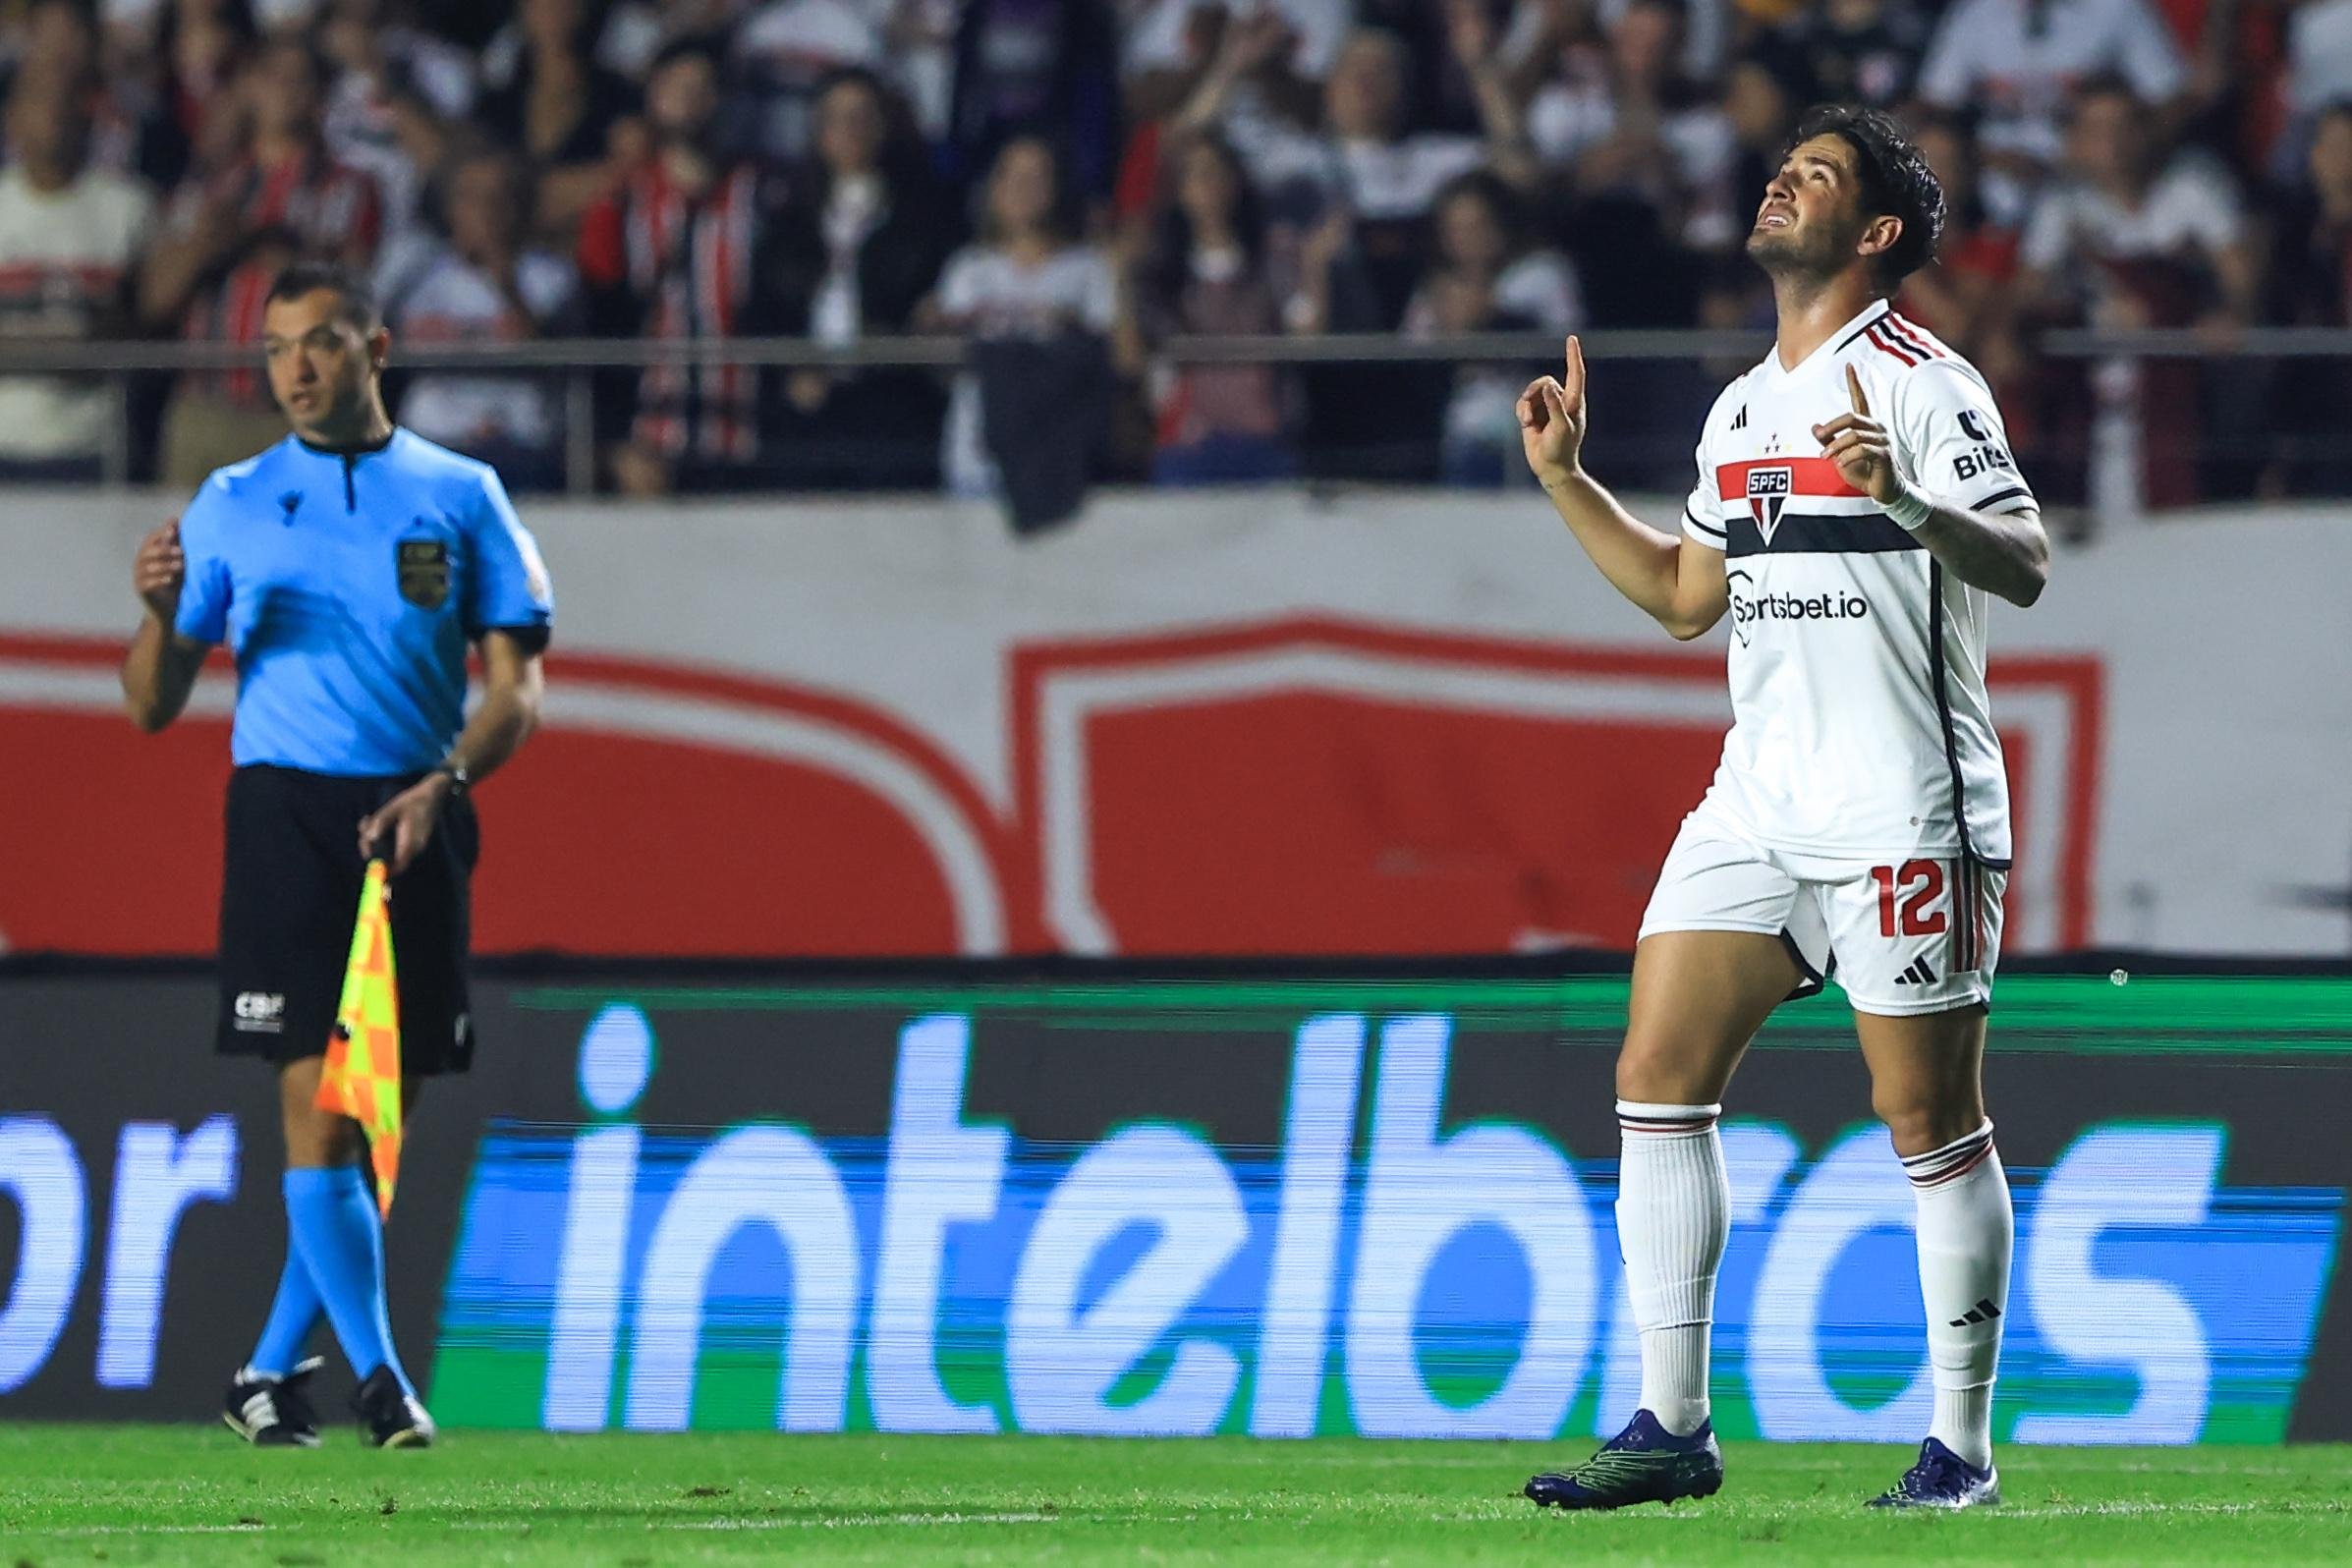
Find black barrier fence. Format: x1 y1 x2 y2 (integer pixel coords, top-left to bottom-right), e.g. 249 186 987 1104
1 961 2346 1442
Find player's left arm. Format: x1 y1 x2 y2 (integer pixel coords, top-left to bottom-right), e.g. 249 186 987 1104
360 633 545 873
1814 363 2049 608
360 473 554 871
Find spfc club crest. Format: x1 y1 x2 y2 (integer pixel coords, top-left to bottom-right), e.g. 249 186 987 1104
1747 466 1793 545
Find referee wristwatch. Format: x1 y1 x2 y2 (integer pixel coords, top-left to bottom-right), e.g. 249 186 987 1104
432 759 472 798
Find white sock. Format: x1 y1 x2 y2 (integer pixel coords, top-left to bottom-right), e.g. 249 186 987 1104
1903 1120 2012 1472
1616 1100 1730 1436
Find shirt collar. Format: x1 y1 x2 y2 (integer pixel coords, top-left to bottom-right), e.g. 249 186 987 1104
1770 300 1893 379
294 426 400 459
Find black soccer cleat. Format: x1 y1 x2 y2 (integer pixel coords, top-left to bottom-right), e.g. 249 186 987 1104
223 1358 325 1447
354 1365 437 1449
1525 1410 1725 1511
1868 1437 2001 1509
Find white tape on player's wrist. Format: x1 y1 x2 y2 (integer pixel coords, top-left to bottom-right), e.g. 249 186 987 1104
1881 482 1936 532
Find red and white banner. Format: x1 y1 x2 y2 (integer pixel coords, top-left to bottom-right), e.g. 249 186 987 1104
0 490 2342 957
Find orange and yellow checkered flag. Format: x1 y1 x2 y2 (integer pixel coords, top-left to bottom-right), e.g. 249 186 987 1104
316 858 402 1218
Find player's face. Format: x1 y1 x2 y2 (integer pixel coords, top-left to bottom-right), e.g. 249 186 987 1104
1746 134 1869 277
262 290 383 437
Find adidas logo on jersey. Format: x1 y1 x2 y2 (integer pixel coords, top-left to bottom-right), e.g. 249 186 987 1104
1730 405 1747 430
1892 957 1941 986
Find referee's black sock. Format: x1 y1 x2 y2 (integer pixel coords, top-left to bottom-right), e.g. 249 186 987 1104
284 1166 412 1395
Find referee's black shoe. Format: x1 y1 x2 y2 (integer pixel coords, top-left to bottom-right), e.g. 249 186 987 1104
354 1366 437 1449
223 1358 324 1447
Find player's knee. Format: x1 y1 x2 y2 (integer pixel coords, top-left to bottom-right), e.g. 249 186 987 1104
1871 1080 1984 1156
1615 1036 1720 1106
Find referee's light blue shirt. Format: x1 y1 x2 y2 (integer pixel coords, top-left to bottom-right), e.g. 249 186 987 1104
174 429 555 776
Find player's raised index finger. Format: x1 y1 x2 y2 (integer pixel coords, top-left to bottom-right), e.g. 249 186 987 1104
1846 363 1870 417
1564 335 1586 400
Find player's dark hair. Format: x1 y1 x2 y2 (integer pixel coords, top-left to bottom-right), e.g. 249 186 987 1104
264 260 382 333
1788 103 1944 290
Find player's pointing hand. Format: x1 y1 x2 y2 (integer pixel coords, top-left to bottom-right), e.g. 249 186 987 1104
1519 336 1591 489
1813 363 1898 504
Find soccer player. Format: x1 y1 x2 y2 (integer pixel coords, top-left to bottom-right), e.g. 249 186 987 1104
1516 106 2046 1511
120 259 553 1447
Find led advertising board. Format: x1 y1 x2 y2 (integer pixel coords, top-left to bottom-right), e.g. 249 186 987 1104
3 968 2344 1442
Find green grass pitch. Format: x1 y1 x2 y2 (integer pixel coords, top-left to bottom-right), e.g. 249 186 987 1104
1 1428 2345 1566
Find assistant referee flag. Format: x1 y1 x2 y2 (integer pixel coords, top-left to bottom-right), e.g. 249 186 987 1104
317 859 402 1217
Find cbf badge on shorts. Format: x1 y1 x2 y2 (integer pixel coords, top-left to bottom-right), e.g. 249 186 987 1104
397 535 450 610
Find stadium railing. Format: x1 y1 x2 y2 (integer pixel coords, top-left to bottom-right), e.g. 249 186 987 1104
3 327 2344 520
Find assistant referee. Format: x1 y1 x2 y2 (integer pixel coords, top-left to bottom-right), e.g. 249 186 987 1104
121 259 553 1449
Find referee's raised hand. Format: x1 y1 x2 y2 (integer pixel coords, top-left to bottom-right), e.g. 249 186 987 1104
133 519 185 624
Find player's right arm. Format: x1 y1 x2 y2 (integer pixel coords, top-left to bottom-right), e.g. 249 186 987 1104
1518 336 1729 642
121 517 215 732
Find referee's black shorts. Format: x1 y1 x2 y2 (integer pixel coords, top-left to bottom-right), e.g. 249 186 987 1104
214 763 480 1076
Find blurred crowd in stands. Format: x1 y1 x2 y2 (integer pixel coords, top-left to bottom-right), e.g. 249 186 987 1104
2 0 2349 508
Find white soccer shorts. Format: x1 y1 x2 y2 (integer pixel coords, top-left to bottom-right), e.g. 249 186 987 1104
1639 809 2007 1016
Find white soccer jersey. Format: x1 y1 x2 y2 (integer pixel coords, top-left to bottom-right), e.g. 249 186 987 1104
1680 300 2036 868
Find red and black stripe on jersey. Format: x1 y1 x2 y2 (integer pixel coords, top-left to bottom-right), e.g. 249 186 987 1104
1713 457 1924 556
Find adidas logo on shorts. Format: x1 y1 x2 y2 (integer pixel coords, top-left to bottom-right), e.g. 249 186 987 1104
1891 957 1940 987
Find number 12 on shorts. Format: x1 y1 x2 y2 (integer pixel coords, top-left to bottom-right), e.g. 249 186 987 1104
1870 859 1948 938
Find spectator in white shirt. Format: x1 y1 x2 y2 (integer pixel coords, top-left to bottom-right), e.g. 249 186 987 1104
1527 0 1734 245
920 135 1119 499
378 144 582 490
1917 0 2188 208
2018 73 2256 331
1206 28 1489 232
0 65 155 476
2016 73 2259 506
